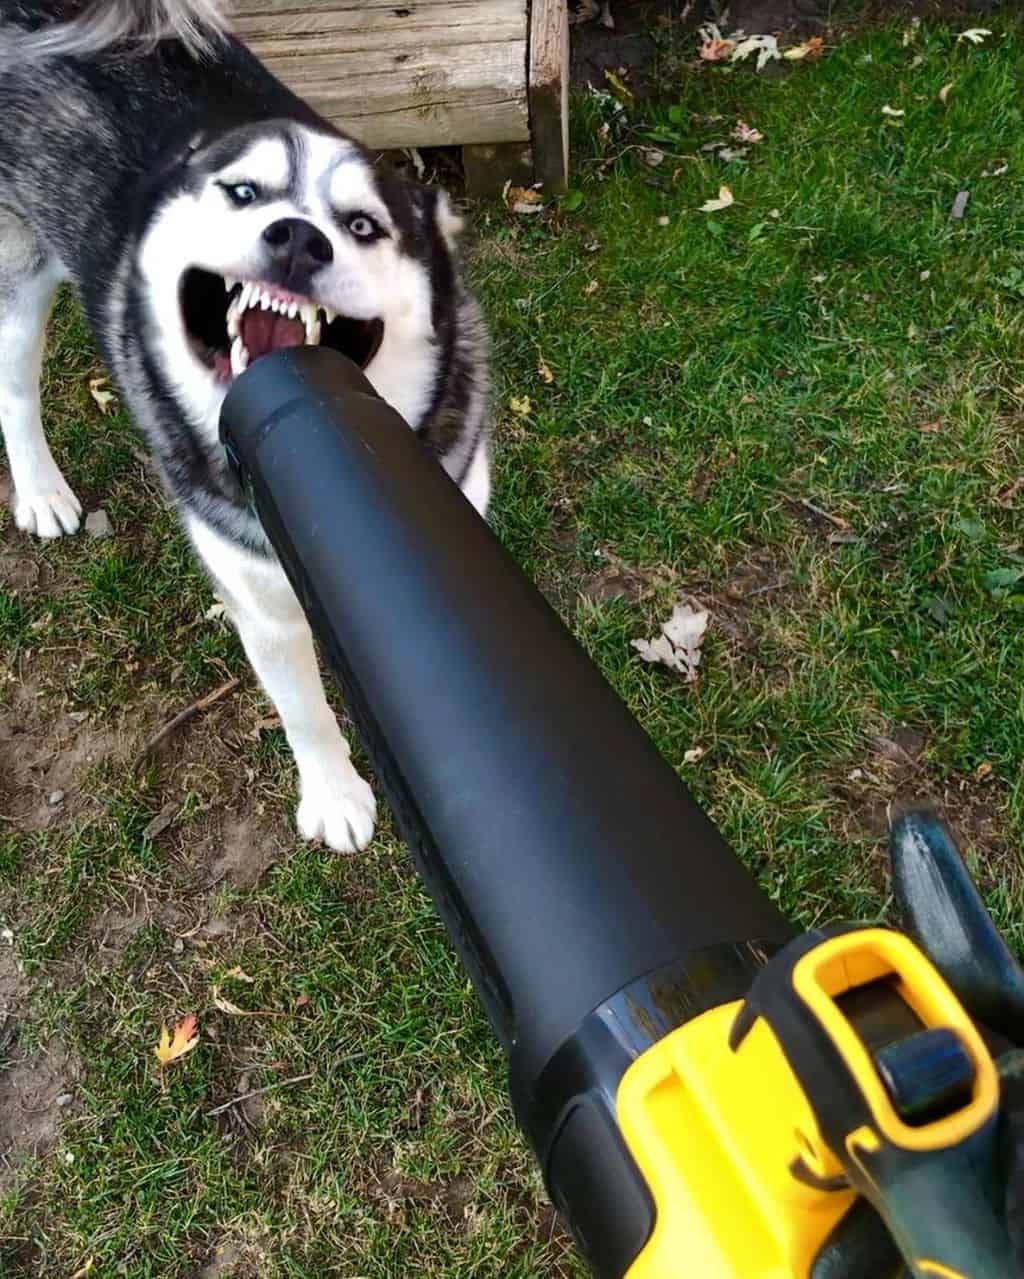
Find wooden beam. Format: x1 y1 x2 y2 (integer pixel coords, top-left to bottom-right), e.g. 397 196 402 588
244 0 531 152
528 0 569 194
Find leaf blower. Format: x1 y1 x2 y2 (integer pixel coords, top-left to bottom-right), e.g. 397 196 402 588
220 347 1024 1279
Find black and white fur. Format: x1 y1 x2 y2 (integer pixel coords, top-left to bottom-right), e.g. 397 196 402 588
0 1 492 851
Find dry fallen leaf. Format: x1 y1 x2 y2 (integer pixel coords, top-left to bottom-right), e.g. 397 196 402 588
205 601 228 622
537 358 554 385
642 147 666 167
224 966 255 984
88 377 116 416
731 120 764 144
783 36 825 61
976 761 993 780
212 986 287 1018
881 105 905 118
983 161 1009 178
958 28 992 45
698 23 735 62
249 714 282 741
603 68 633 104
295 993 312 1010
683 747 706 764
584 279 600 296
699 185 735 213
918 421 943 434
939 81 955 105
212 989 252 1016
632 602 709 683
731 33 780 71
155 1014 199 1066
504 183 544 215
70 1261 94 1279
656 215 671 227
509 395 532 417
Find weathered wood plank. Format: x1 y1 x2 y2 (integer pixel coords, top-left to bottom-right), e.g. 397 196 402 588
261 47 527 148
235 0 522 14
235 0 524 41
243 0 529 150
529 0 569 193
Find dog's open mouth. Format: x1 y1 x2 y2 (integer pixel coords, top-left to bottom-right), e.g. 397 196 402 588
181 268 384 381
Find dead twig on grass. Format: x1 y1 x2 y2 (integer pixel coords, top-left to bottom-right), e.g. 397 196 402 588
137 677 240 763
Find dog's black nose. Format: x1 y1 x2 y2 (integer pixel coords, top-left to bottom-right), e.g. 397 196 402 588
262 218 334 274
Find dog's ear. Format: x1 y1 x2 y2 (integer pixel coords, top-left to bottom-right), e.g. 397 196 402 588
433 189 465 252
403 181 465 255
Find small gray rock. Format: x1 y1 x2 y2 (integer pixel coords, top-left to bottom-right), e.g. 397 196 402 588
85 509 112 539
56 1093 74 1108
48 789 65 807
142 805 176 842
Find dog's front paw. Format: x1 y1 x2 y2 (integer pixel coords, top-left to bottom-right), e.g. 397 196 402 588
15 476 82 539
296 755 377 853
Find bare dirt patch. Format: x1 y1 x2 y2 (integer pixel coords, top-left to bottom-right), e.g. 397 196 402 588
0 683 121 831
579 545 678 604
0 1038 79 1197
209 816 285 892
369 1168 479 1232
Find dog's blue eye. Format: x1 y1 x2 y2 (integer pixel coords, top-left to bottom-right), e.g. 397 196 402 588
224 183 259 207
347 214 380 241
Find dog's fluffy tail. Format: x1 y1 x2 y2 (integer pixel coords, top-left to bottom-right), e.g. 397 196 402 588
5 0 229 62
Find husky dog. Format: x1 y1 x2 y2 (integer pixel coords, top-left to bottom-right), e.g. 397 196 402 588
0 1 492 852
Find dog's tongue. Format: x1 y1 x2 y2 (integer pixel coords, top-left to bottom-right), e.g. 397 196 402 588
241 308 305 359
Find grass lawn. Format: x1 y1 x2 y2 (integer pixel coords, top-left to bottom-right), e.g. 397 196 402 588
2 12 1024 1277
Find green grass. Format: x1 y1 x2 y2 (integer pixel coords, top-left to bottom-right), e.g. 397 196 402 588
2 15 1024 1276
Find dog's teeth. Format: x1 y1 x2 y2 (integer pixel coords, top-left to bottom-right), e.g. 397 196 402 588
224 276 237 293
287 301 298 319
271 298 282 313
321 306 337 325
260 291 271 311
238 282 253 313
299 303 320 344
230 337 249 377
227 306 240 340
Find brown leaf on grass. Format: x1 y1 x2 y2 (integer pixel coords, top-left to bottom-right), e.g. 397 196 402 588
509 395 532 417
939 81 955 105
918 421 943 434
155 1015 199 1066
70 1262 94 1279
699 185 734 213
89 377 116 415
212 986 288 1018
248 714 282 741
503 183 544 215
224 966 255 984
731 120 764 144
295 993 312 1009
537 358 555 385
699 28 735 62
632 602 709 683
584 279 600 296
784 36 825 61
